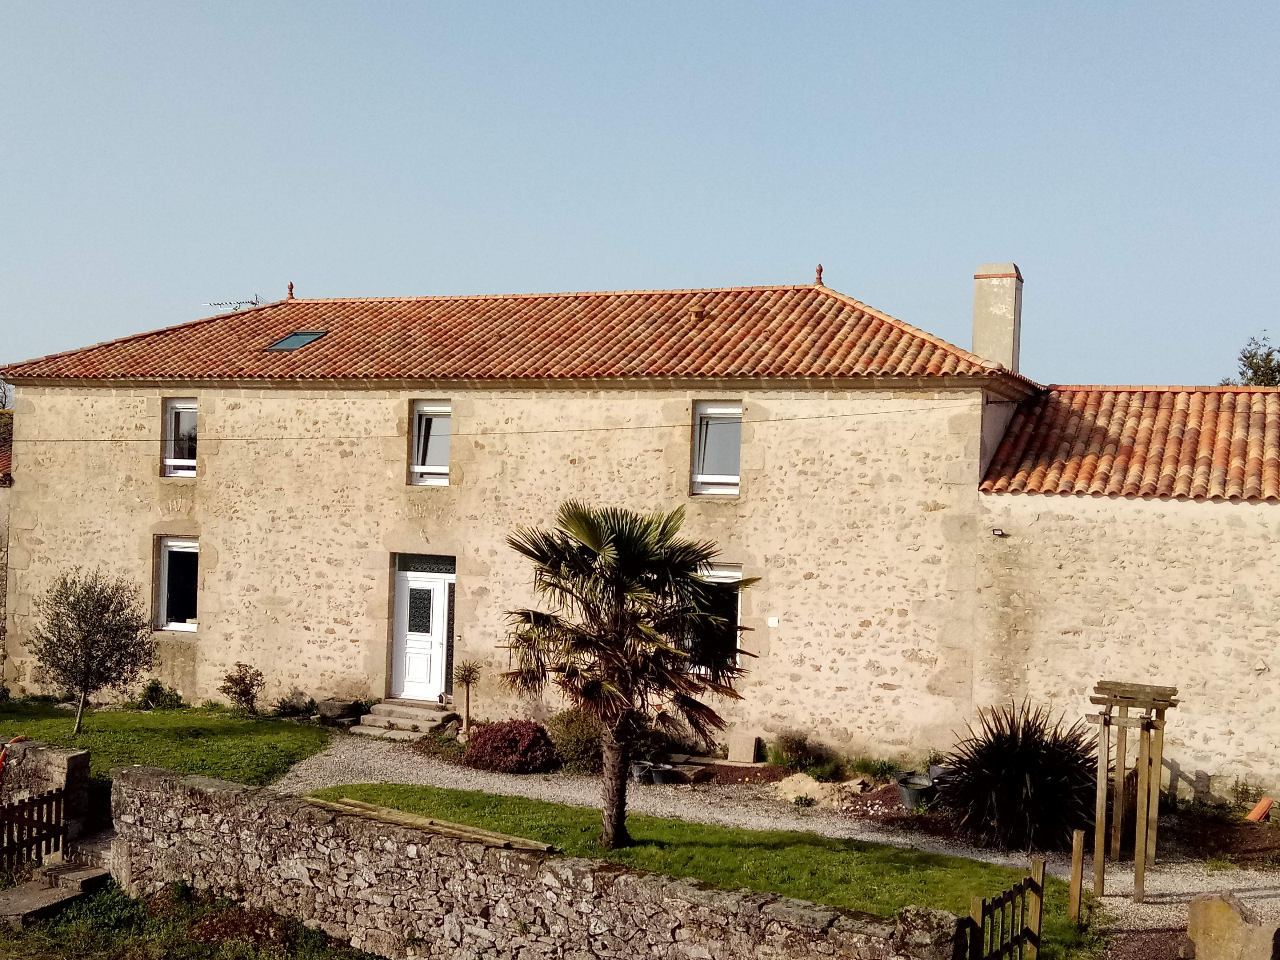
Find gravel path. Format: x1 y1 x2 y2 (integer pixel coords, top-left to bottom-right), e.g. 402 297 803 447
277 736 1280 932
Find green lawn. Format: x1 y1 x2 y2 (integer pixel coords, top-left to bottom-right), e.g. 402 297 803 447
0 881 376 959
315 783 1103 960
0 700 330 785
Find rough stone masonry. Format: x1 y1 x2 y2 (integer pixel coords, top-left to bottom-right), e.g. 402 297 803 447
110 766 966 960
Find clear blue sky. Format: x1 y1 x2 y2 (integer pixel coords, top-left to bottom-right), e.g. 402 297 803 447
3 2 1277 386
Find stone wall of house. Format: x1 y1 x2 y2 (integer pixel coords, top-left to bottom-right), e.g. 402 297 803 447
976 494 1280 798
0 481 8 678
0 740 92 839
110 765 966 960
3 382 993 759
6 381 1280 790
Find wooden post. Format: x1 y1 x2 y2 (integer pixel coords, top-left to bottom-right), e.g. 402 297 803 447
1093 713 1110 896
970 896 985 960
1026 857 1045 960
1110 705 1128 859
1132 718 1151 903
1145 710 1166 866
1069 829 1085 923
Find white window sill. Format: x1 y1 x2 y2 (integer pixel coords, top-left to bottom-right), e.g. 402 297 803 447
158 622 198 633
410 477 450 487
692 476 740 496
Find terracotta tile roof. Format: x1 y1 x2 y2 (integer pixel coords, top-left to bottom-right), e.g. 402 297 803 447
981 385 1280 502
0 410 11 486
0 284 1017 383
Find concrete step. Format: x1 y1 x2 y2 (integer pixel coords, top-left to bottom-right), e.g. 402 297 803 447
0 881 84 930
349 724 425 742
35 863 110 895
371 701 450 722
358 714 437 732
66 828 115 869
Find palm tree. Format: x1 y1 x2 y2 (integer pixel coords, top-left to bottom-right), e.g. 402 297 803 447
503 501 754 848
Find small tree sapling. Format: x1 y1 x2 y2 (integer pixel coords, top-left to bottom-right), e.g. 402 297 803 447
30 568 156 735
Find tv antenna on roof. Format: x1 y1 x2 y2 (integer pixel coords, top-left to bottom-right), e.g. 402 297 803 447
204 294 263 313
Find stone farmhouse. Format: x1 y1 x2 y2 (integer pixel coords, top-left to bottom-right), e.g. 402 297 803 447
1 266 1277 794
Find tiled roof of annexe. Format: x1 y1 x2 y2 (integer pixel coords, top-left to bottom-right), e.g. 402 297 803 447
0 285 1008 382
981 386 1280 502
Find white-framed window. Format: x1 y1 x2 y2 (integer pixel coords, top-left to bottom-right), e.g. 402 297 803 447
411 400 452 485
158 537 199 631
698 563 743 669
692 401 742 495
162 398 197 477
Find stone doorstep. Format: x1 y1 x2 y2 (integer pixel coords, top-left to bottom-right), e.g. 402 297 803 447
370 701 452 722
349 725 426 742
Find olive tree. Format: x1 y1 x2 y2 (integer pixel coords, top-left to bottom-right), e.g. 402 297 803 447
30 568 156 734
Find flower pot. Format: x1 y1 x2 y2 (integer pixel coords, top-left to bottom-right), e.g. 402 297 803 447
630 761 654 783
649 764 677 784
897 773 935 809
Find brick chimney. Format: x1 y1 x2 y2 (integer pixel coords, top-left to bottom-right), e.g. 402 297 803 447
972 263 1022 374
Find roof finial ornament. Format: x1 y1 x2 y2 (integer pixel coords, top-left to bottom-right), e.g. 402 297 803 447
815 264 824 286
287 281 294 300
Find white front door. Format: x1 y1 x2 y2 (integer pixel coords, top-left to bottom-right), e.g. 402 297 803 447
392 571 450 701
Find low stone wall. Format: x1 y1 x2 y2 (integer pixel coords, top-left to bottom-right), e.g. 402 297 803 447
1 739 91 839
110 767 965 960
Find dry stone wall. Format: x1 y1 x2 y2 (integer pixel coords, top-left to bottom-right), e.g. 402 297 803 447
110 766 965 960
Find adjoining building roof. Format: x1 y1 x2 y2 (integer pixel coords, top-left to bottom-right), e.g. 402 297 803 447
981 386 1280 502
0 409 11 487
0 284 1019 384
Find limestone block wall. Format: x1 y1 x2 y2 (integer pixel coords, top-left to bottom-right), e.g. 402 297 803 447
977 494 1280 795
4 382 989 758
110 766 966 960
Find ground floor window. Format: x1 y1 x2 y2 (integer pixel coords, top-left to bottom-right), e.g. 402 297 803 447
158 537 199 631
698 563 742 669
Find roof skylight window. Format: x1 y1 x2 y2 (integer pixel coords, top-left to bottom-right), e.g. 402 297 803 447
266 331 328 351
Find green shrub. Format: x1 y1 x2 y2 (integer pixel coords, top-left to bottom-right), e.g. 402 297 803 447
807 759 844 783
128 679 186 711
848 756 900 780
217 662 265 714
937 700 1095 852
767 730 812 770
274 695 318 718
793 794 817 808
547 707 603 774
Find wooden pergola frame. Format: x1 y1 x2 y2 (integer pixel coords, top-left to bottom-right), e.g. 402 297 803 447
1086 680 1178 904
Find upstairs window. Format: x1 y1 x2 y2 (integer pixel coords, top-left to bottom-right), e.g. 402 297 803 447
162 398 197 477
692 402 741 495
158 537 199 631
266 330 327 351
411 401 451 485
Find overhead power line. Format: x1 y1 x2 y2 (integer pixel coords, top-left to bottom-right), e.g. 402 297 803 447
11 401 973 444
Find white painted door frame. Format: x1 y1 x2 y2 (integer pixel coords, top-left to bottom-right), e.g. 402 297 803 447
391 570 453 701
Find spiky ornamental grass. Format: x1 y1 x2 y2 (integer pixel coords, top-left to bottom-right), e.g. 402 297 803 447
938 700 1096 852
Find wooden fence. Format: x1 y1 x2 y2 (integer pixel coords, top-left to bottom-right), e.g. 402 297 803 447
968 857 1045 960
0 788 66 869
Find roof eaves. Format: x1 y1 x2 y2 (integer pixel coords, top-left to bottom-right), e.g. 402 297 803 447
0 299 289 377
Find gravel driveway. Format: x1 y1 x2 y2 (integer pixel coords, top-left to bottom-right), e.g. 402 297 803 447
276 735 1280 932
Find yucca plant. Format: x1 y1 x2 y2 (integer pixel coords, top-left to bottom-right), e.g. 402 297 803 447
937 700 1096 852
